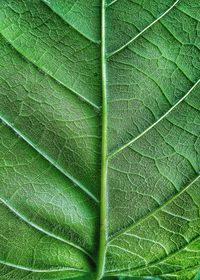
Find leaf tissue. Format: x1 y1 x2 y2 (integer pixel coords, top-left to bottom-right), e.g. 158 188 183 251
0 0 200 279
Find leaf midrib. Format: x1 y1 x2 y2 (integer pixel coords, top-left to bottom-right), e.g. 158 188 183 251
96 1 108 279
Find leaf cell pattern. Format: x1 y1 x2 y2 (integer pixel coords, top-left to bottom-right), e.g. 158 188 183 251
0 0 200 279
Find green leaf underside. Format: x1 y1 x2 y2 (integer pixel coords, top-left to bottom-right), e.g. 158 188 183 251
0 0 200 279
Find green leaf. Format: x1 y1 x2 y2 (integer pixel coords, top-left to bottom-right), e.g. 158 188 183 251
0 0 200 279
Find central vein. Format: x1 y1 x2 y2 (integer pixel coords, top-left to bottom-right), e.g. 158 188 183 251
97 0 108 279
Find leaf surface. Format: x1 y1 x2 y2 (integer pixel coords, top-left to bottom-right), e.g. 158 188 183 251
0 0 200 279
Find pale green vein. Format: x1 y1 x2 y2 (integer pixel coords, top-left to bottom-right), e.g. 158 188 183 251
0 115 99 204
109 230 200 275
107 0 118 6
107 0 181 57
108 174 200 242
155 265 200 278
0 198 95 263
107 262 200 277
108 78 200 160
96 1 108 279
108 244 147 264
0 33 100 111
41 0 100 44
0 260 86 273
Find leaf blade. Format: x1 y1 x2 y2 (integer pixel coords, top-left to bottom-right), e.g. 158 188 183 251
0 0 200 279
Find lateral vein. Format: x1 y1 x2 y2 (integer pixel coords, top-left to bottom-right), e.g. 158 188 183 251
0 260 86 273
108 78 200 159
108 232 200 275
0 32 100 111
107 0 119 7
108 0 181 57
0 198 95 262
41 0 100 45
108 174 200 242
0 115 99 204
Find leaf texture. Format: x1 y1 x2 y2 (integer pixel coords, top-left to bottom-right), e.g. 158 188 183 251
0 0 200 279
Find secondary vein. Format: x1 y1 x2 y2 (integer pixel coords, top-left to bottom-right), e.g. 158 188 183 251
0 115 99 204
41 0 100 45
0 260 86 273
108 174 200 242
107 0 119 7
0 198 95 263
108 0 181 57
108 78 200 159
0 33 100 112
109 230 200 275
